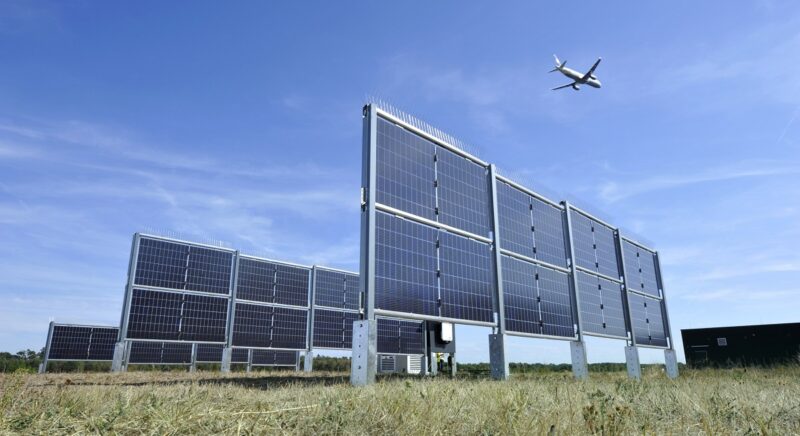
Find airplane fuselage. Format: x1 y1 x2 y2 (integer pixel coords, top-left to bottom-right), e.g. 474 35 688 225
559 66 602 88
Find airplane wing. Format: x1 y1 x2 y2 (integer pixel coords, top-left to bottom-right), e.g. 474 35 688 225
552 82 576 91
580 57 602 81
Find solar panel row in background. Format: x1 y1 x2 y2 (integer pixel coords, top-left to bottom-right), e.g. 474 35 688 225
47 324 118 361
230 256 310 351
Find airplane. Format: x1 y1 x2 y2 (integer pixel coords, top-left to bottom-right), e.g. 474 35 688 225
549 55 602 91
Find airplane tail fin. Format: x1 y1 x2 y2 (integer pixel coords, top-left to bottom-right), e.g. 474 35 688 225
550 54 566 72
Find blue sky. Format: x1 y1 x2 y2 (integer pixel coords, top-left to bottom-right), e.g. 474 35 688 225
1 1 799 365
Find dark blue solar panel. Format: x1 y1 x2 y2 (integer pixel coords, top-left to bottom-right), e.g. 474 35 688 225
134 237 233 295
502 255 539 334
314 269 360 311
377 318 425 355
536 265 574 337
252 349 298 366
375 212 439 317
236 258 309 307
128 341 193 364
312 309 359 349
497 182 535 257
628 293 668 347
439 231 494 323
576 272 627 338
569 212 620 279
127 289 228 342
196 344 223 362
531 198 568 268
48 325 117 360
231 347 249 363
231 303 307 349
376 117 436 220
622 241 660 298
436 147 491 237
502 256 574 337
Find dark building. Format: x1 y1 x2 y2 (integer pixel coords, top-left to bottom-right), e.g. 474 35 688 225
682 322 800 367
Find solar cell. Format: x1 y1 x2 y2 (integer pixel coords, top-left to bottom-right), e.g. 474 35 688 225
251 349 298 366
376 117 437 220
134 237 233 295
439 231 494 323
312 309 359 349
622 240 660 298
501 256 574 337
314 269 360 311
576 271 627 338
375 212 439 317
436 146 491 236
128 341 193 364
497 181 535 257
236 258 310 307
126 289 228 342
627 293 668 347
231 303 307 349
570 212 620 279
196 343 223 362
376 318 425 355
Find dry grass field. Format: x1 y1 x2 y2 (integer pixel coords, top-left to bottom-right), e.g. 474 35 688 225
1 367 799 435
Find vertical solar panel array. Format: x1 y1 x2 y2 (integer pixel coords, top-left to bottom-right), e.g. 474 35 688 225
47 325 118 361
125 236 234 344
363 104 675 361
373 116 495 324
622 238 670 348
231 256 310 351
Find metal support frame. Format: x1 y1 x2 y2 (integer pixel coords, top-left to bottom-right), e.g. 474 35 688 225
221 251 241 373
616 230 642 380
488 164 509 380
39 321 54 374
246 349 253 373
189 343 197 373
351 104 378 386
305 267 316 372
563 202 589 380
656 252 679 379
625 345 641 380
294 351 301 371
113 233 141 372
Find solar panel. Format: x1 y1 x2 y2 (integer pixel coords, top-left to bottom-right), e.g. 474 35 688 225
231 303 307 349
236 257 310 307
314 269 360 311
375 211 439 317
195 343 223 362
312 309 360 349
251 349 298 366
502 256 574 337
377 318 425 355
126 289 228 342
128 341 193 364
627 293 669 347
134 237 233 295
622 240 660 298
497 182 568 268
376 117 437 220
231 347 249 363
438 231 494 323
436 146 492 237
576 271 627 338
47 325 118 361
570 212 620 279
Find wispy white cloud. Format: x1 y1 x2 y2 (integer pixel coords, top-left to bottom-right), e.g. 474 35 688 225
597 160 800 203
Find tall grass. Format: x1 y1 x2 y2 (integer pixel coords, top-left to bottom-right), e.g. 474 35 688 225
1 367 798 434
